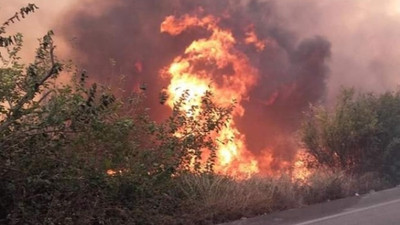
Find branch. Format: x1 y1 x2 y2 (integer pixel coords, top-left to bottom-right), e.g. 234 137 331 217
0 40 61 133
1 4 39 29
0 4 39 47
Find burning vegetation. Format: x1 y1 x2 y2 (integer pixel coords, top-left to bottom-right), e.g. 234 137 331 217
61 0 331 177
161 14 259 177
2 1 400 225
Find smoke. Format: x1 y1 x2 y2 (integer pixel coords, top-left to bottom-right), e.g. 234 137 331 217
240 35 330 169
0 0 79 62
273 0 400 100
55 0 332 170
3 0 400 171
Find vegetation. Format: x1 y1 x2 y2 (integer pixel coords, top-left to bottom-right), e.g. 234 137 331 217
301 88 400 184
0 3 38 47
0 5 235 224
1 4 399 225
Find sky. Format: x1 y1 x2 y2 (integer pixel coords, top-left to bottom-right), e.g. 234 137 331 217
0 0 79 61
275 0 400 100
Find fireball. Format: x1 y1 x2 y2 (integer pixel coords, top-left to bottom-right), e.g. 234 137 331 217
160 14 263 178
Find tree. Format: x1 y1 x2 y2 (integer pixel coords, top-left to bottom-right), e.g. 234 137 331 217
0 4 38 47
0 4 234 224
301 88 400 183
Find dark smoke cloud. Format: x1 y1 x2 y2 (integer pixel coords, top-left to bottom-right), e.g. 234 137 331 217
59 0 331 170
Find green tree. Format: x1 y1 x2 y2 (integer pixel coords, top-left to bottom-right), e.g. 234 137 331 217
301 88 400 183
0 4 234 224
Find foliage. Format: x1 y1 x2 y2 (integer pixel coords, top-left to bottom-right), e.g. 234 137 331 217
301 88 400 183
0 4 38 47
0 5 235 224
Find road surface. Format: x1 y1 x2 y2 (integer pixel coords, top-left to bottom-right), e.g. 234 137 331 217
222 186 400 225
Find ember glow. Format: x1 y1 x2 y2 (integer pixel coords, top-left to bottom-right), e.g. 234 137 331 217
161 14 262 177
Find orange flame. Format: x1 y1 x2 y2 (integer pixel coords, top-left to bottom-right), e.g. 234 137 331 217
160 14 262 178
292 150 312 181
245 25 266 52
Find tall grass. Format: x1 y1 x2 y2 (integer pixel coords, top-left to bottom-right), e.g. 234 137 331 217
170 169 391 224
175 174 297 224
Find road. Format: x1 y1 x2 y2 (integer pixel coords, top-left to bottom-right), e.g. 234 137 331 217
222 186 400 225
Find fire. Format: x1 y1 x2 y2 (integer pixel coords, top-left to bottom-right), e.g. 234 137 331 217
106 169 123 176
160 14 261 177
107 169 117 176
292 150 312 181
245 25 266 52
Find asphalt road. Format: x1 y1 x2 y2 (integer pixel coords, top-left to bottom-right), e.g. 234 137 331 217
222 186 400 225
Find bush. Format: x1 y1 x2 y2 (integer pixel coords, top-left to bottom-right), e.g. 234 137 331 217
0 5 234 224
301 88 400 183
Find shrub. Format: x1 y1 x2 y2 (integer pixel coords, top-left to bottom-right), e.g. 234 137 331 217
301 88 400 183
0 5 234 224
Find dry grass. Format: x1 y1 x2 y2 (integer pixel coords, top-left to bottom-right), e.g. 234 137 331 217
175 174 300 224
301 169 390 204
301 169 354 204
171 170 391 224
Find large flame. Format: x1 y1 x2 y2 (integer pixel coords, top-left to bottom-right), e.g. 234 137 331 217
160 14 262 177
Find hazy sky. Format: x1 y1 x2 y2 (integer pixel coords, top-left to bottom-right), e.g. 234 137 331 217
0 0 79 61
2 0 400 100
275 0 400 100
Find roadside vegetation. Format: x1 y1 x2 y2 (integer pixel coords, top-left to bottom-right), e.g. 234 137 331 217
1 4 399 225
301 88 400 185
